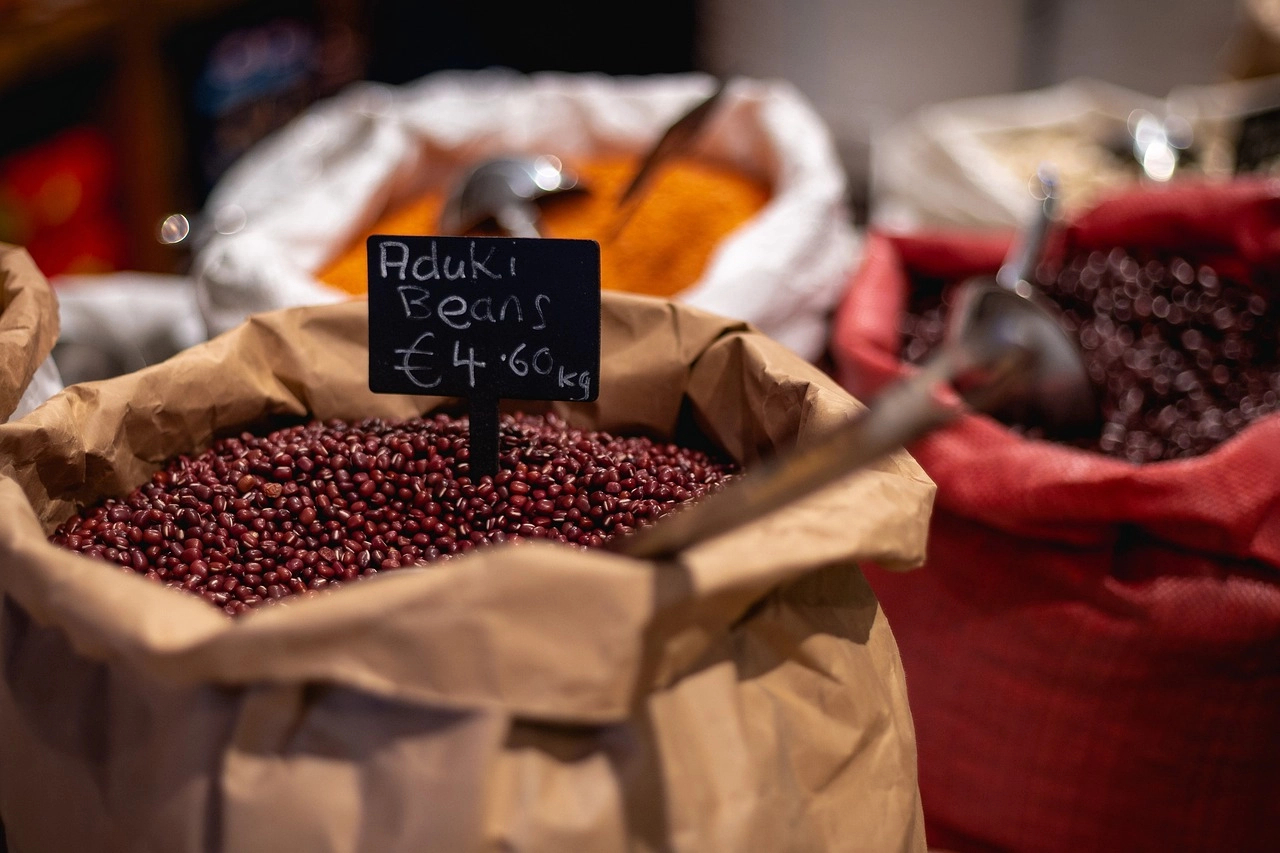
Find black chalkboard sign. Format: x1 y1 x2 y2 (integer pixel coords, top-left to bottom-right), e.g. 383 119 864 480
367 235 601 476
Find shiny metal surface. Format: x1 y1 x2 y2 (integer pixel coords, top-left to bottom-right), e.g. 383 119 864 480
437 155 580 238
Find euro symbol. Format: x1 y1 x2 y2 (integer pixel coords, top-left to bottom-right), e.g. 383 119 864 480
394 332 442 389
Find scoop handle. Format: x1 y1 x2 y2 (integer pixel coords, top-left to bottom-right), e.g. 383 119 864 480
612 277 1050 561
612 355 962 560
608 80 726 241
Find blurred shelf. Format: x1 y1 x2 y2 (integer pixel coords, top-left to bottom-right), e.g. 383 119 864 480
0 0 355 274
0 4 115 90
0 1 249 93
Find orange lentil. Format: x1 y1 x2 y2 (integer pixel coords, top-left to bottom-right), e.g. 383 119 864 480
316 155 770 298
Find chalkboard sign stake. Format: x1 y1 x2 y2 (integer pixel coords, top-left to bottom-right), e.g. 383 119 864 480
469 391 501 480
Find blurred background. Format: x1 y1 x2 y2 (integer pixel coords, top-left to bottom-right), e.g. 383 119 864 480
0 0 1259 278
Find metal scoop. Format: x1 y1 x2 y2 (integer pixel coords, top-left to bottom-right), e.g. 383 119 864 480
614 172 1097 561
437 80 724 242
981 165 1098 437
438 155 581 238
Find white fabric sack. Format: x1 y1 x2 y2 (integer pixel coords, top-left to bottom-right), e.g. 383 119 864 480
869 78 1166 230
50 272 208 386
193 69 859 361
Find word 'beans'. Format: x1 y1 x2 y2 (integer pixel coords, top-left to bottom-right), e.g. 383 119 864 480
50 413 738 615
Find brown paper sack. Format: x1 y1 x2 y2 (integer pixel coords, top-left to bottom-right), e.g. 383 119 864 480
0 291 934 852
0 245 61 422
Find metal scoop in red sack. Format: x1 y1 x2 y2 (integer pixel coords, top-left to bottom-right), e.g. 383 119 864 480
962 166 1100 438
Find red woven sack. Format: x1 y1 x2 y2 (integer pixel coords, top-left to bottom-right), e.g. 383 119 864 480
830 179 1280 853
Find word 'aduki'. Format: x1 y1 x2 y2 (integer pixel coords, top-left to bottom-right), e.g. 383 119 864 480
377 239 517 283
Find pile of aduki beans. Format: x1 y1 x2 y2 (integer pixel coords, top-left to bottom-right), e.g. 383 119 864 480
50 412 738 616
901 248 1280 462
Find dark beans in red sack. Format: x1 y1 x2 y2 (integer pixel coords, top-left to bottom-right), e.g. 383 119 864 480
901 246 1280 462
828 179 1280 853
50 412 737 616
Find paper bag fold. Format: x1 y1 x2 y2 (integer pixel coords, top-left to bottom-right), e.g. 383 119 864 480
0 291 932 852
0 244 61 422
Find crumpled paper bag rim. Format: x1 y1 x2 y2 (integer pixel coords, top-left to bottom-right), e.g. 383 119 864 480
0 291 933 724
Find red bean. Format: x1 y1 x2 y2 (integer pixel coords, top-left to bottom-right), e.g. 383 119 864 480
49 413 738 615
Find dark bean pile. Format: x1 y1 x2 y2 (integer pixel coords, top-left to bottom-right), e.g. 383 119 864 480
50 412 738 616
901 248 1280 462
